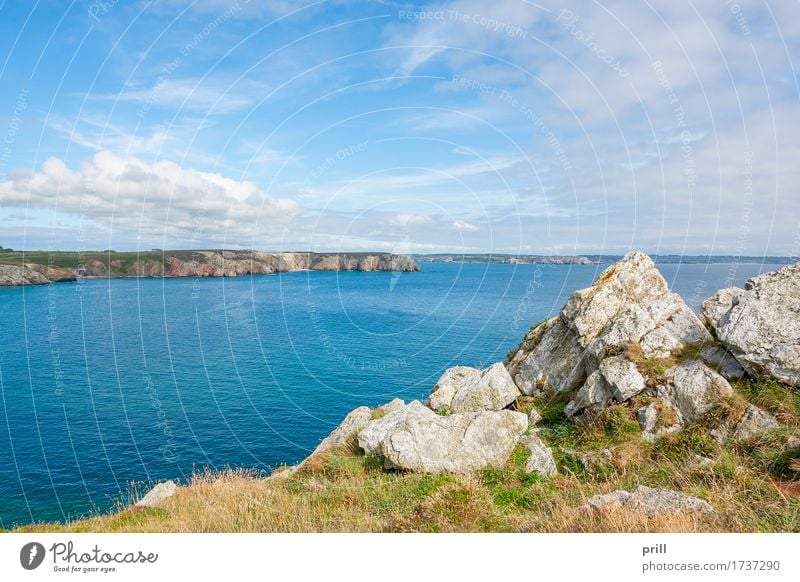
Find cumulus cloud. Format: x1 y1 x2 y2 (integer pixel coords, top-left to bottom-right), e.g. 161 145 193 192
0 151 302 246
452 219 479 232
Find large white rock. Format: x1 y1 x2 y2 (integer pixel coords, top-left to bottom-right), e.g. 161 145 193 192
429 366 480 411
357 401 528 473
600 355 647 401
658 360 733 423
510 252 711 398
702 263 800 387
429 363 519 413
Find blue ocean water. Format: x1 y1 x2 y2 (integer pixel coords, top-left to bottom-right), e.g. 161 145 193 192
0 261 784 527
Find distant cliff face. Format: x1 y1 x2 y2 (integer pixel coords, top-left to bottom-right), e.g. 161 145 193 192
0 263 76 286
0 251 419 286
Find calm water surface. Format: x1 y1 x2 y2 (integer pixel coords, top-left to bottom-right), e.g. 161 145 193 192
0 261 783 526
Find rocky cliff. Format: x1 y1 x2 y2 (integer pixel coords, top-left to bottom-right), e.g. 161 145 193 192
0 250 419 286
258 251 800 519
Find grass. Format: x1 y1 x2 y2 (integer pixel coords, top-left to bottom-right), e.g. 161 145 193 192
12 379 800 533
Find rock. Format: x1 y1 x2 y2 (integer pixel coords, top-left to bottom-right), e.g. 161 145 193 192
0 264 51 286
565 370 613 417
658 360 733 423
702 263 800 387
512 317 586 396
579 490 631 512
308 406 373 458
528 408 543 425
580 485 715 516
731 404 779 442
511 252 711 400
636 401 680 442
429 367 480 411
519 432 557 477
699 345 746 380
378 398 406 414
430 363 519 413
787 436 800 449
600 356 647 401
357 401 528 473
136 480 177 508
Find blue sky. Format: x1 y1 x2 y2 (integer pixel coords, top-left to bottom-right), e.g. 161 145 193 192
0 0 798 255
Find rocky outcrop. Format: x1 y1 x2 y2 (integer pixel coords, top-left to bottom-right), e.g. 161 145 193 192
702 263 800 387
0 263 76 285
580 485 715 516
358 401 528 473
508 252 712 406
136 480 178 508
429 363 518 413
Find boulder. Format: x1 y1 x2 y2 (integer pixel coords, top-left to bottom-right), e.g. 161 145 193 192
136 480 177 508
565 370 613 417
429 363 519 413
580 485 715 516
510 252 711 399
702 263 800 386
307 406 373 458
600 356 646 401
732 404 779 441
519 432 557 477
429 366 479 411
657 360 733 423
358 401 528 473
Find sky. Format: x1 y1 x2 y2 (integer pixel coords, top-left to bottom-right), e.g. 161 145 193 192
0 0 798 256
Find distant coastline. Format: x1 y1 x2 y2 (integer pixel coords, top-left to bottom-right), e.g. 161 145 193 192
0 249 419 287
412 253 798 265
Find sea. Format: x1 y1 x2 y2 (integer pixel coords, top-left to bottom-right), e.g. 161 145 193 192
0 260 784 527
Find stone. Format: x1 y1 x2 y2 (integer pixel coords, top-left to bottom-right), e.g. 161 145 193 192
566 370 613 417
378 398 406 414
600 356 646 402
528 408 543 425
429 366 480 411
519 432 557 477
307 406 373 458
450 363 519 413
358 401 528 473
580 485 715 516
702 263 800 387
658 360 733 423
136 480 177 508
699 345 746 380
512 318 586 396
636 402 680 442
731 404 779 442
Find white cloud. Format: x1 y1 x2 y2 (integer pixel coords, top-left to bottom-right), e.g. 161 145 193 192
391 213 435 228
452 219 479 232
0 151 302 247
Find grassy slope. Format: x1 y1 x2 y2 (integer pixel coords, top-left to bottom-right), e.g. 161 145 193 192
14 378 800 533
